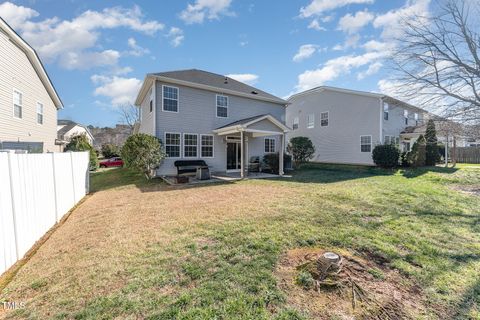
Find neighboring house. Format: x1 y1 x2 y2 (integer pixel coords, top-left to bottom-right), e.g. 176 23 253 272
57 120 94 149
0 17 63 152
134 69 289 177
286 86 428 165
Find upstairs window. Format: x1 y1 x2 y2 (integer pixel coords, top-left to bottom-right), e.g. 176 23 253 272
321 112 329 127
36 102 44 124
404 110 409 125
149 88 153 113
360 135 372 152
292 117 299 130
307 114 315 129
414 113 419 125
383 103 389 120
183 133 198 158
163 86 178 112
216 95 228 118
201 135 214 158
264 138 275 153
165 133 181 158
13 90 22 119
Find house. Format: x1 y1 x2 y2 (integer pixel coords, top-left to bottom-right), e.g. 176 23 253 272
57 120 94 149
0 18 63 153
134 69 289 177
286 86 428 165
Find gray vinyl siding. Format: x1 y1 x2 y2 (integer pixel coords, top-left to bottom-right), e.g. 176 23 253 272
138 84 155 135
154 81 285 175
0 30 58 152
382 101 426 140
286 90 382 165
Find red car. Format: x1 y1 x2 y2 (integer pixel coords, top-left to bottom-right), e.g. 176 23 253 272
99 157 124 168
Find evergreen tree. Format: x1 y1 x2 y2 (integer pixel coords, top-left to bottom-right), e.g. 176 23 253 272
425 119 439 165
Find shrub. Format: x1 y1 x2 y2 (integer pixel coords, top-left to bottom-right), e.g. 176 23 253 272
262 153 292 174
64 134 98 170
295 271 315 290
372 144 400 168
406 135 426 167
401 151 410 167
101 143 120 159
425 119 440 165
121 133 165 179
286 137 315 167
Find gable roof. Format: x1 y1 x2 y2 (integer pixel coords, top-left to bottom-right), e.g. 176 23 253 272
135 69 288 106
0 18 63 109
57 120 94 141
213 114 290 134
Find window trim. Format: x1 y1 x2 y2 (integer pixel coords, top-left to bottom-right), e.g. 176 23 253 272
183 133 199 158
264 137 276 153
200 134 214 158
383 102 389 121
360 135 372 153
13 88 23 119
404 109 409 125
320 111 329 127
292 116 299 130
215 94 229 118
307 113 315 129
164 132 181 158
36 101 44 125
162 85 179 113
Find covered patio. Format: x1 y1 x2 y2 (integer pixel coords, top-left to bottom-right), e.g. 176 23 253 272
212 114 290 178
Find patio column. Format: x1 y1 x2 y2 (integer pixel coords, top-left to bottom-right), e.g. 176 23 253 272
279 133 285 176
240 130 245 179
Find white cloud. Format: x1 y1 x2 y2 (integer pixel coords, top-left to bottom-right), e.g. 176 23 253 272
362 39 392 52
338 10 374 34
226 73 259 85
293 44 318 62
308 19 326 31
295 51 387 91
180 0 234 24
300 0 374 18
167 27 184 47
357 61 383 79
0 2 39 29
332 34 361 51
0 2 163 70
126 38 150 56
92 75 142 106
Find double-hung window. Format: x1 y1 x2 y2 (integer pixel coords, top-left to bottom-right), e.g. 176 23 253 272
404 110 409 125
184 134 198 158
201 135 214 158
36 102 44 124
307 114 314 129
216 95 228 118
149 89 153 113
320 112 329 127
414 113 419 125
385 135 399 145
165 133 181 158
292 117 299 130
13 90 22 119
264 138 275 153
360 135 372 152
383 103 389 120
163 86 178 112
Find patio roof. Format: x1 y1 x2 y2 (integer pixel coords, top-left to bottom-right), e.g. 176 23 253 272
212 114 290 136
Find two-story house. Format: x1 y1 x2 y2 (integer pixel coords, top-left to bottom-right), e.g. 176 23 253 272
57 120 95 150
134 69 289 177
286 86 428 165
0 18 63 152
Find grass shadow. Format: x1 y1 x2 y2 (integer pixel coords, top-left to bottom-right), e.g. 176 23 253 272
401 166 459 179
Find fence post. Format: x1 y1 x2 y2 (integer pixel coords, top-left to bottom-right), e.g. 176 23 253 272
51 153 59 222
70 152 77 204
7 153 20 261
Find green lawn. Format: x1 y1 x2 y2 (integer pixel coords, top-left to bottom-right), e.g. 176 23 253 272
1 164 479 319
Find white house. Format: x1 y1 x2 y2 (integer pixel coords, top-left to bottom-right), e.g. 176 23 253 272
57 119 94 149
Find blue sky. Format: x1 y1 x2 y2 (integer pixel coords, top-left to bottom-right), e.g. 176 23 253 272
0 0 430 127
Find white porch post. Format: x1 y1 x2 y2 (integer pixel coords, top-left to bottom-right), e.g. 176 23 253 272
240 130 245 178
245 135 249 177
279 133 285 176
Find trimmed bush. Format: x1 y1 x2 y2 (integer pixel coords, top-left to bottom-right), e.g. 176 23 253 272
101 143 120 159
287 137 315 167
121 133 165 179
372 144 401 168
406 135 426 167
64 134 98 170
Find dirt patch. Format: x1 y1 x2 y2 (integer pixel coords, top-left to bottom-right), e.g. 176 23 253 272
452 185 480 197
275 248 429 319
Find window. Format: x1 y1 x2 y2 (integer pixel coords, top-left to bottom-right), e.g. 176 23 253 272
149 89 153 113
216 95 228 117
165 133 181 158
404 110 409 125
414 113 419 125
36 102 44 124
307 114 314 129
292 117 299 130
183 133 198 158
201 135 214 158
13 90 22 118
264 138 275 153
360 135 372 152
383 103 389 120
385 135 392 145
163 86 178 112
321 112 329 127
384 136 399 145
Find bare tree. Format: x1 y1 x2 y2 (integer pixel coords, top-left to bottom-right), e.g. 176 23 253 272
391 0 480 124
117 103 140 131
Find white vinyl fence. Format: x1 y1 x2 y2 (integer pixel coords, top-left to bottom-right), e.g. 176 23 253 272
0 151 89 275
